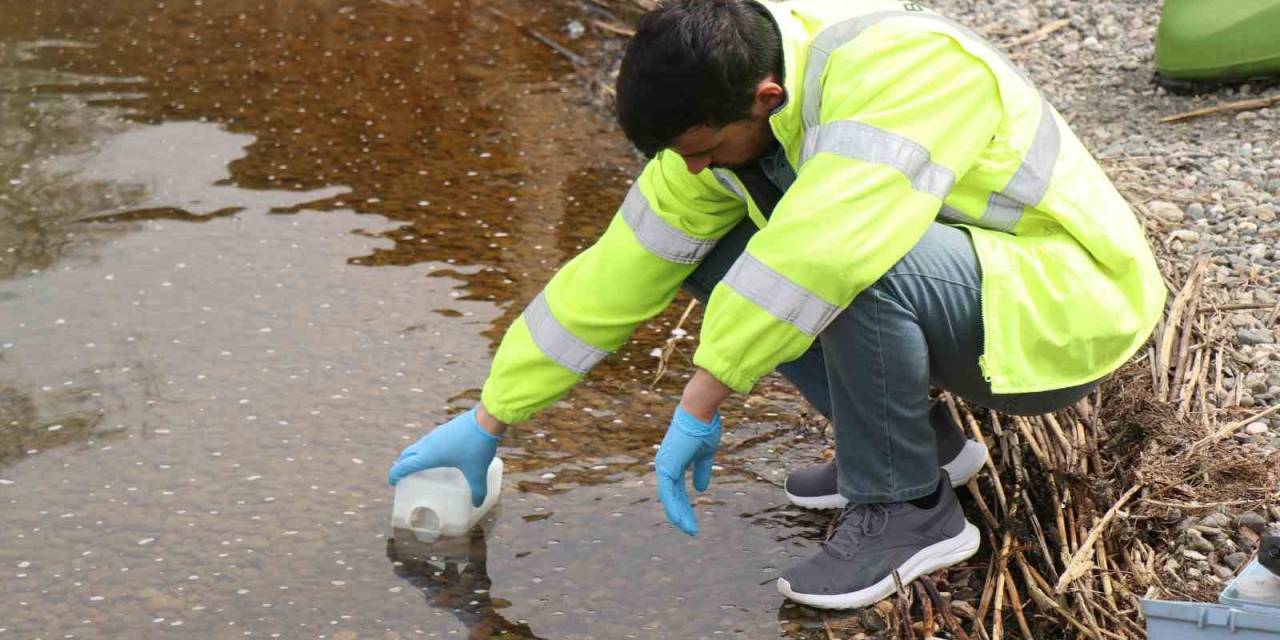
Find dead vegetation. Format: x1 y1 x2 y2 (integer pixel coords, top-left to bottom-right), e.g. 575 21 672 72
813 229 1280 638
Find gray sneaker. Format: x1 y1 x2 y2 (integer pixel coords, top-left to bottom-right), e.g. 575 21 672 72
784 439 987 510
777 470 980 609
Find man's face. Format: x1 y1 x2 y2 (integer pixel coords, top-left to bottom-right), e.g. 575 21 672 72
669 115 776 174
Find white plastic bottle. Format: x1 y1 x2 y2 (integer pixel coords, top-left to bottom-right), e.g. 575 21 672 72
391 458 503 543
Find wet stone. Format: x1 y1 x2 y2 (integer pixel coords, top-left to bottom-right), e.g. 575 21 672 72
1225 552 1251 569
1248 206 1278 223
1193 524 1223 537
859 608 886 632
1187 533 1216 554
1239 329 1276 346
1147 200 1185 223
1202 512 1234 529
1241 511 1269 534
1218 537 1240 555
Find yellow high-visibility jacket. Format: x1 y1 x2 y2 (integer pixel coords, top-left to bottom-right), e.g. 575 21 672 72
479 0 1167 424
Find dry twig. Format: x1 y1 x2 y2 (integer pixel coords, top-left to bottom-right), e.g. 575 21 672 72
591 19 635 37
1003 18 1070 48
922 575 973 640
1185 402 1280 455
486 7 589 67
1161 94 1280 123
1054 483 1144 594
650 299 699 386
893 570 917 640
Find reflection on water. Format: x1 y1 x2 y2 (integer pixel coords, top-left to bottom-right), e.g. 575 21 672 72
387 523 544 640
65 121 350 218
0 0 839 637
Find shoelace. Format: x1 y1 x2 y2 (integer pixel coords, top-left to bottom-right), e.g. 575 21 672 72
823 503 891 559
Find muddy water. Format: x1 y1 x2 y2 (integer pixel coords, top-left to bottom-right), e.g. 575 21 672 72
0 1 841 638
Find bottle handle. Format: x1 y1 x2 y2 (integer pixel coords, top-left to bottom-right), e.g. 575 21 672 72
408 506 442 543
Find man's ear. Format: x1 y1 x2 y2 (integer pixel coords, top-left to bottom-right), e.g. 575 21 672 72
752 76 786 116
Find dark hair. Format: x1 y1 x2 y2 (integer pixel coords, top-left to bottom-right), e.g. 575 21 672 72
615 0 782 157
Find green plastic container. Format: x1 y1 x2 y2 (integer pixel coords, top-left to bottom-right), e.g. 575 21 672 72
1156 0 1280 86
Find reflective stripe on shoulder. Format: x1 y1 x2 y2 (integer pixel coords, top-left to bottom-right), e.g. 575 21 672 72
523 291 609 374
800 119 955 199
722 253 840 337
801 10 1032 130
801 10 1059 233
619 184 717 265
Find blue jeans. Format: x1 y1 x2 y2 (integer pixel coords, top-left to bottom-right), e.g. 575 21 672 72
682 221 1098 503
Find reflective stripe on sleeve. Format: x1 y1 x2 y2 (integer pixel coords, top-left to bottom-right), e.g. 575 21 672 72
979 193 1024 232
936 202 1017 232
937 204 971 225
712 169 747 201
799 120 955 199
619 184 718 265
523 291 609 374
976 98 1061 231
1004 99 1060 206
722 253 841 337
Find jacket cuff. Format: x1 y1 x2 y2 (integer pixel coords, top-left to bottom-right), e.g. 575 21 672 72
479 384 530 425
692 345 758 394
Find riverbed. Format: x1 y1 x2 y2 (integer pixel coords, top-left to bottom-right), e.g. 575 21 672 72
0 1 839 638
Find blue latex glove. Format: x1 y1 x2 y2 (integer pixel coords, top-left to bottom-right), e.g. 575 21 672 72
655 405 722 536
387 407 500 507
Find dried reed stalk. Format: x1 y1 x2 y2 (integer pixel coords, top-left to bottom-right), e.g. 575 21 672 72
898 274 1274 639
649 299 698 386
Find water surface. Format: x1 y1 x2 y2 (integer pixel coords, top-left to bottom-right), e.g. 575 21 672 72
0 1 848 637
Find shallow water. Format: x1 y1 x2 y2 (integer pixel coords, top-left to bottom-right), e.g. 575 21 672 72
0 1 844 637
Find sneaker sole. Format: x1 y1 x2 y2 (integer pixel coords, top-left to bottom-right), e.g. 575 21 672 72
784 440 988 510
776 520 981 610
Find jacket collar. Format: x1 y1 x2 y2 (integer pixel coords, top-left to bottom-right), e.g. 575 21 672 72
754 0 808 168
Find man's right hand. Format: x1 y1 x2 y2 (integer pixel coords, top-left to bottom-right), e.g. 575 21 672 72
387 407 500 507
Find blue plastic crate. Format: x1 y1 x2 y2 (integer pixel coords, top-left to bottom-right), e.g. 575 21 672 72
1143 560 1280 638
1143 599 1280 638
